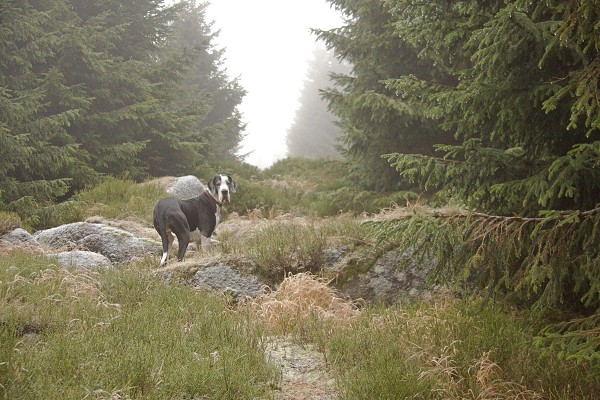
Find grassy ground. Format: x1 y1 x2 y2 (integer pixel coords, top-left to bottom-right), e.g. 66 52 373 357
1 168 598 398
0 254 278 399
1 253 597 399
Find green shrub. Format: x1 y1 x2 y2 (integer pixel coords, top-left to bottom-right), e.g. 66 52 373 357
221 217 370 283
265 157 344 183
29 200 84 230
2 196 83 231
0 211 22 235
226 177 307 216
244 221 327 281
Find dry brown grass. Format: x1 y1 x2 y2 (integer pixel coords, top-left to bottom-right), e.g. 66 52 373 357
249 272 361 333
10 266 120 310
369 203 466 221
471 352 544 400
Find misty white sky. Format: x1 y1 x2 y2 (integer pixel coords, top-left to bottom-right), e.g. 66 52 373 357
204 0 342 168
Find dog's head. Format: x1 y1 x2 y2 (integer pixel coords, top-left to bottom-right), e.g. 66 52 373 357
208 174 236 204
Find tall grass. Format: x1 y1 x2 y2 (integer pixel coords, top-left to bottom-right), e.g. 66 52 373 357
78 177 165 223
1 253 597 399
244 272 598 399
0 253 278 399
324 300 597 399
220 217 370 282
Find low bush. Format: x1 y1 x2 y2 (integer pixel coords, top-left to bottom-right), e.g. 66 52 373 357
235 220 327 281
221 216 369 282
0 211 21 235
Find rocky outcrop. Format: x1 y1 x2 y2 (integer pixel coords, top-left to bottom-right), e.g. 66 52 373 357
157 243 447 305
326 245 448 305
0 228 42 252
3 214 447 304
166 175 205 200
1 227 115 269
33 222 161 264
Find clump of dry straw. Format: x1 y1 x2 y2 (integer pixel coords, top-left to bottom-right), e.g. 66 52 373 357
250 272 360 330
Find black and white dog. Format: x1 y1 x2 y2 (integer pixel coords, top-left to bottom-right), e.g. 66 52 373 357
153 175 236 266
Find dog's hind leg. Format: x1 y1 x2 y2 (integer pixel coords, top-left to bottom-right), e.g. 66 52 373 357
158 230 175 266
170 218 190 262
158 229 172 267
175 231 190 262
200 235 212 249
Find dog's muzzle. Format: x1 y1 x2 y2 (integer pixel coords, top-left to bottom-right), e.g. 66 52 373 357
220 189 230 203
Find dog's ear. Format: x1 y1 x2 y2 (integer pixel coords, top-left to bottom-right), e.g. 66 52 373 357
208 176 219 193
228 176 236 192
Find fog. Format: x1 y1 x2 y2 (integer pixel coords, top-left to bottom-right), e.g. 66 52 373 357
205 0 342 168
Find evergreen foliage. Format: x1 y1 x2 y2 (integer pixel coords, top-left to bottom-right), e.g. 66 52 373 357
161 1 246 172
314 0 455 190
0 0 99 222
286 46 348 158
382 0 599 215
320 0 599 365
0 0 245 225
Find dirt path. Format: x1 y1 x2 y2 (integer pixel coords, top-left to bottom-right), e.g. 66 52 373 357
266 336 339 400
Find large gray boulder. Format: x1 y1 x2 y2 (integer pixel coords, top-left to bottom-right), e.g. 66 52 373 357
166 175 205 200
34 222 161 264
50 250 111 269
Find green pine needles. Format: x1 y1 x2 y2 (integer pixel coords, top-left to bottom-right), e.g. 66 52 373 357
367 206 600 368
319 0 600 366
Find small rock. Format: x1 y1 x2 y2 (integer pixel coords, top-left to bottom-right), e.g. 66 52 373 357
190 263 265 299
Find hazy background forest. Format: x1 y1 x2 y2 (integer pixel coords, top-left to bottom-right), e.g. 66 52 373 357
1 0 599 393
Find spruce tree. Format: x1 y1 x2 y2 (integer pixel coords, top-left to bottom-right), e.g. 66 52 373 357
321 0 599 364
64 0 196 179
314 0 454 190
286 46 347 158
383 0 599 215
0 0 98 220
1 0 247 225
157 0 246 172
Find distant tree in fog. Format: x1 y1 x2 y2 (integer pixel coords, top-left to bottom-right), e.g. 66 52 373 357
162 1 246 169
286 46 350 158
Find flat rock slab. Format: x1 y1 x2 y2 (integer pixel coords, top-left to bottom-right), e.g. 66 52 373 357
189 263 266 299
49 250 111 269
